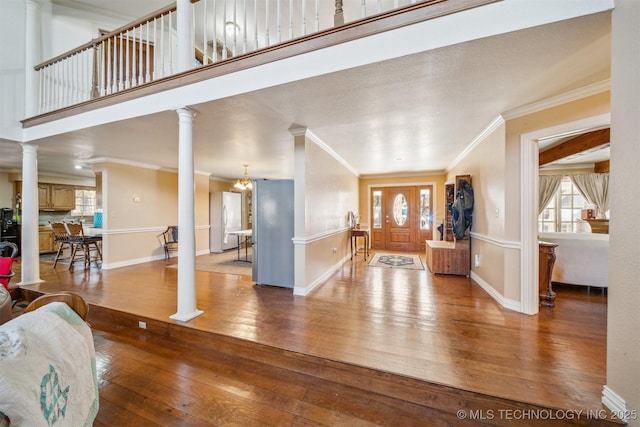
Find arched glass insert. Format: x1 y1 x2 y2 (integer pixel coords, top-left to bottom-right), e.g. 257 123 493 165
393 193 408 226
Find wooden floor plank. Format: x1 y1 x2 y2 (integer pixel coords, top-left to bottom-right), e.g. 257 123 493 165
11 251 617 425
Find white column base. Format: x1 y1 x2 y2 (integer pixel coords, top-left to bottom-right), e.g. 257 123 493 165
16 279 45 287
170 309 204 322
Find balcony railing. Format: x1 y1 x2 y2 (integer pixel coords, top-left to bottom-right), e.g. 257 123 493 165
34 0 427 115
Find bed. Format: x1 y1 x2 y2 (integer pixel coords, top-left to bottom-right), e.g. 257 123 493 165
0 293 98 426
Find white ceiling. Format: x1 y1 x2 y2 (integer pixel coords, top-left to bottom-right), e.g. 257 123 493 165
0 3 612 181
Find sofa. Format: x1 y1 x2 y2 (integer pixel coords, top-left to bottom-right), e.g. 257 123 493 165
539 232 608 288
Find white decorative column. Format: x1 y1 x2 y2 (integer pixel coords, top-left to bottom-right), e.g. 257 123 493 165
25 0 43 117
170 108 203 322
176 0 194 73
19 143 42 286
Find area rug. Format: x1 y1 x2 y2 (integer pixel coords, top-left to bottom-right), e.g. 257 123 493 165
368 253 424 270
166 248 253 276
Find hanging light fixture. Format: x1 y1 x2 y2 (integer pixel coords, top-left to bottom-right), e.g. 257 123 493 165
233 164 253 191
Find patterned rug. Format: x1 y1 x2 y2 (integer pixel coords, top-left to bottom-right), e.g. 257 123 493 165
368 253 424 270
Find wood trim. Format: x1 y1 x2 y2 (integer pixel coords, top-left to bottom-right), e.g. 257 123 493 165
539 128 610 166
594 159 610 173
23 0 500 128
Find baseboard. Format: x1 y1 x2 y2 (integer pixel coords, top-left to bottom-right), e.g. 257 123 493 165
602 385 629 422
470 271 521 312
294 253 351 296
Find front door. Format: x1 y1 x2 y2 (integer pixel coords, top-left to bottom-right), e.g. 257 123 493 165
371 186 433 252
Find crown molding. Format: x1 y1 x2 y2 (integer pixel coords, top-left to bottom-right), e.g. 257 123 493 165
503 79 611 120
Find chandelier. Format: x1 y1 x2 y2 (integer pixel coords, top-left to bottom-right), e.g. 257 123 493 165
233 164 253 191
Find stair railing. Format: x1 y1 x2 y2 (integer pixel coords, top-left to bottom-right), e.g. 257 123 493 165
34 0 426 115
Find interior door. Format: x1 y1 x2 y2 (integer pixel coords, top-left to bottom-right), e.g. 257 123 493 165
371 186 433 252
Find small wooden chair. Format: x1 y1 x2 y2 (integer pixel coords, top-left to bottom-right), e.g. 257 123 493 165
50 222 71 268
161 226 178 259
65 222 102 270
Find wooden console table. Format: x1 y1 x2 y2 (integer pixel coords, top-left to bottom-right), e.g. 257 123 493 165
538 241 558 307
350 228 369 260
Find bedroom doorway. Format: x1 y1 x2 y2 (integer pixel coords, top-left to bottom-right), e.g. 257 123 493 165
370 185 433 252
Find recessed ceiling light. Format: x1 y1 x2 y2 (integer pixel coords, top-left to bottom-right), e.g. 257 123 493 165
74 165 82 170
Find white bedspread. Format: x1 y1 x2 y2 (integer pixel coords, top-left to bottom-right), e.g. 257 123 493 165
0 302 98 426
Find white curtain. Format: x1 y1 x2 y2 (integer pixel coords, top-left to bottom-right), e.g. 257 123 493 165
539 175 563 215
570 173 610 217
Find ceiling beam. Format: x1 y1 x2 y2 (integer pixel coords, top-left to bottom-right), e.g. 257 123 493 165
539 128 610 166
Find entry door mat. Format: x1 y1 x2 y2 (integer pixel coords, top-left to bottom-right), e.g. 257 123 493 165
368 253 424 270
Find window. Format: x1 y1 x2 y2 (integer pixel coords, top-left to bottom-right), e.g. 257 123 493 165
71 189 96 217
372 190 382 229
538 176 585 233
419 188 431 230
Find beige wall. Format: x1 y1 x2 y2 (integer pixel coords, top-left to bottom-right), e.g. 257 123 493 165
447 123 508 298
97 162 209 267
504 92 610 241
502 92 610 302
294 132 358 295
607 0 639 422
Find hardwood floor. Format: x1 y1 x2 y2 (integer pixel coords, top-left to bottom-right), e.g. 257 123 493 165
11 251 618 426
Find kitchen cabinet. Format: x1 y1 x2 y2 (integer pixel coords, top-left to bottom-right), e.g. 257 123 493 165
37 184 75 211
39 227 56 254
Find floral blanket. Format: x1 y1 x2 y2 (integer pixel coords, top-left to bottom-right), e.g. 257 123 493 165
0 302 98 426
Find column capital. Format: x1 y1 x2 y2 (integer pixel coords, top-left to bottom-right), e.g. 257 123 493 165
175 107 195 120
20 142 39 153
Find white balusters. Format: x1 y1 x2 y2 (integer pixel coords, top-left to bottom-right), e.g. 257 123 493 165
265 0 270 48
277 0 282 44
34 0 428 114
301 0 306 37
289 0 294 40
146 23 151 82
242 0 248 54
254 0 259 50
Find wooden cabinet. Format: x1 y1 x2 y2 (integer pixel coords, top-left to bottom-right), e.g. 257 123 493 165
539 241 558 307
39 227 56 254
51 185 76 210
425 239 470 276
426 174 472 276
37 184 76 211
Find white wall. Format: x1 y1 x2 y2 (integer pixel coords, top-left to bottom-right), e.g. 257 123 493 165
0 0 26 141
606 0 640 423
45 3 130 59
